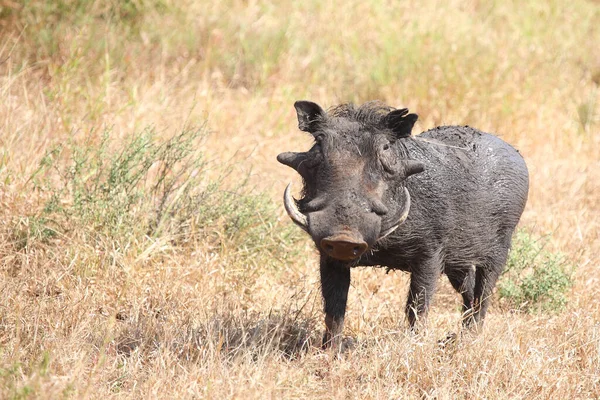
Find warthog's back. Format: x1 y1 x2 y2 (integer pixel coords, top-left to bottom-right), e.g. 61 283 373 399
415 125 529 218
383 125 529 269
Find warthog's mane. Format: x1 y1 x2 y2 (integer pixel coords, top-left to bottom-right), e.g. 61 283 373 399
324 102 423 159
327 101 396 131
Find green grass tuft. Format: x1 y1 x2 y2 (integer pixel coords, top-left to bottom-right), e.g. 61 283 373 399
499 230 574 313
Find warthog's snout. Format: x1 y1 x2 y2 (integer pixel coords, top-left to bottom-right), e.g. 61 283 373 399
320 233 368 261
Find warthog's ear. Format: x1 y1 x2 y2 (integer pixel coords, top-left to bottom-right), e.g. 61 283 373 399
385 108 419 138
277 151 306 171
403 160 425 177
294 100 325 133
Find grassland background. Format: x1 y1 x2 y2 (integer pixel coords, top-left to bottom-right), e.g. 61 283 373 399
0 0 599 398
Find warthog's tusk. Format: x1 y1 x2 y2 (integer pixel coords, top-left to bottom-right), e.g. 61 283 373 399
378 187 411 240
283 183 308 231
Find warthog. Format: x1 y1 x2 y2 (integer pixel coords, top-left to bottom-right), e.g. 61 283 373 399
277 100 529 350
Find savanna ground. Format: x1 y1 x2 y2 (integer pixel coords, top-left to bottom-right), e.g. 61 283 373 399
0 0 599 398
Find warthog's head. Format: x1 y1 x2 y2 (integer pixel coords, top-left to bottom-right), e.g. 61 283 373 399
277 101 424 262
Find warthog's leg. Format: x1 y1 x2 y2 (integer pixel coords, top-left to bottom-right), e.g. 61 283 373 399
446 265 476 326
471 248 510 326
320 257 351 351
406 256 442 328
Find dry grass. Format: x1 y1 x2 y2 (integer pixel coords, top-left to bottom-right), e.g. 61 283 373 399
1 0 599 398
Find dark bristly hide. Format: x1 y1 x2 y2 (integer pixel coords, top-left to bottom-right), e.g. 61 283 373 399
277 100 529 352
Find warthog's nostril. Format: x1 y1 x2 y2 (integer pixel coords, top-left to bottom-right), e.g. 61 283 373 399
320 235 368 261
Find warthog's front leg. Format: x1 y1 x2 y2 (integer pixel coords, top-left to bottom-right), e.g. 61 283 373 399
320 257 351 352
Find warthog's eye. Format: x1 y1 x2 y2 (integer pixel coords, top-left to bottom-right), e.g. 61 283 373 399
379 141 398 175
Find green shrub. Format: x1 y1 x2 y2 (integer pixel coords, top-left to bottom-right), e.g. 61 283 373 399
498 230 574 312
28 128 201 241
23 127 300 260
